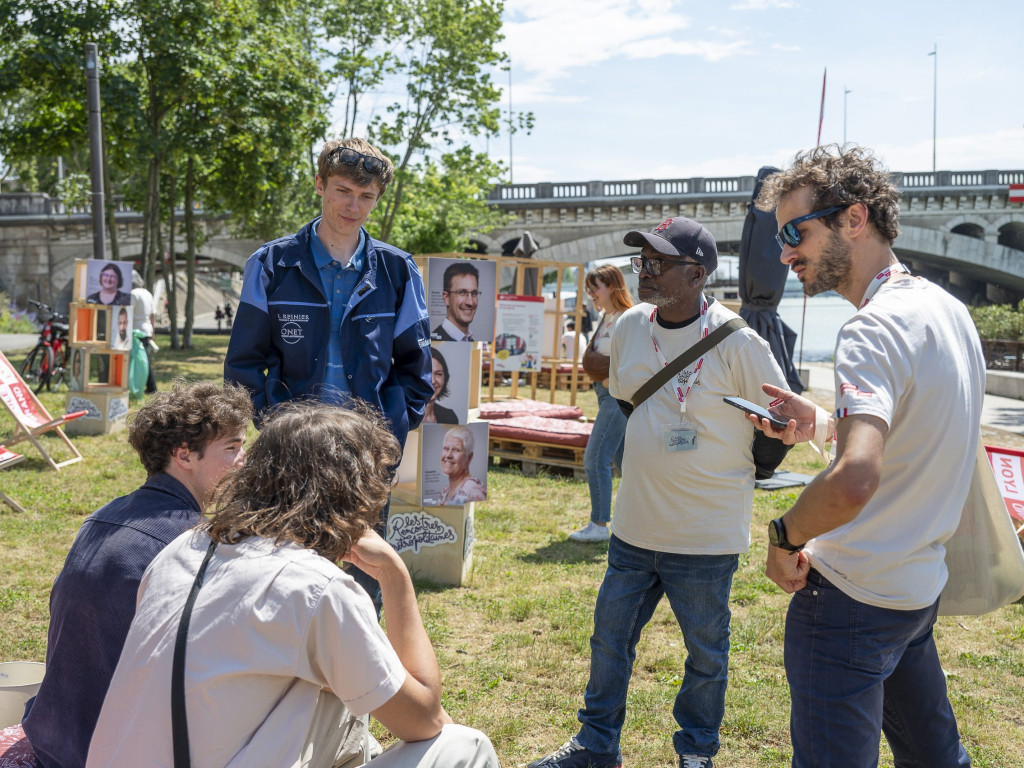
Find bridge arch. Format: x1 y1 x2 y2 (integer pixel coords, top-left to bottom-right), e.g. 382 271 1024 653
945 215 990 240
999 222 1024 252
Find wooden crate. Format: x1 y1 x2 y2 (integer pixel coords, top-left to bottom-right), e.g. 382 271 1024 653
386 502 474 587
63 390 130 436
488 434 587 481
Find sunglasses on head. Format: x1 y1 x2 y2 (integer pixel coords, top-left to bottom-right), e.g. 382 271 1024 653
332 146 386 176
775 205 850 249
630 256 702 277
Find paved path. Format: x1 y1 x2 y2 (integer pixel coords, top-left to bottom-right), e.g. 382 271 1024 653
0 334 39 353
802 361 1024 442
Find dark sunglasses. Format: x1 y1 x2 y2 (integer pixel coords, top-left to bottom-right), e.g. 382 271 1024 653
332 146 386 176
775 205 849 249
630 256 702 277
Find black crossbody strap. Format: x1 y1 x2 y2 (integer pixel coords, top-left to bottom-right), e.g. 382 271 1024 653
631 317 747 409
172 538 218 768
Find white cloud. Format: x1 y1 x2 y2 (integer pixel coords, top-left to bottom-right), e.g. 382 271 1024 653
771 43 801 52
730 0 796 9
503 0 750 104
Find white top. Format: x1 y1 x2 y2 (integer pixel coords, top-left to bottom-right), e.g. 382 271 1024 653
130 286 156 337
609 300 788 554
592 310 620 357
810 276 985 609
87 532 406 768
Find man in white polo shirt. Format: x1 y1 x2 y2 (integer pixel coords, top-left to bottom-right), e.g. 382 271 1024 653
752 144 979 767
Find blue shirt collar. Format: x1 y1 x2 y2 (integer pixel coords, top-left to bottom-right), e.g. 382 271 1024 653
311 217 366 272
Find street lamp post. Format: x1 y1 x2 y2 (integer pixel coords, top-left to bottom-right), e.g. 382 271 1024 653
85 43 106 260
929 44 937 173
843 87 851 145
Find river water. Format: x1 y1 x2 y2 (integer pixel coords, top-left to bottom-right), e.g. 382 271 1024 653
777 293 857 363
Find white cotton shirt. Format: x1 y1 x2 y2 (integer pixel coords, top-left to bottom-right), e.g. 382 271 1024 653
130 286 156 337
609 300 788 554
87 531 406 768
808 276 985 610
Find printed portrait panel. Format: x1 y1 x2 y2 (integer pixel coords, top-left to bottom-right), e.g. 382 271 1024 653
110 305 133 351
424 342 471 425
84 260 134 306
427 257 496 344
420 422 489 507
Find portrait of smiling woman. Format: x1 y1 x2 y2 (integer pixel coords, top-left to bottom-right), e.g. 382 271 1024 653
86 261 132 306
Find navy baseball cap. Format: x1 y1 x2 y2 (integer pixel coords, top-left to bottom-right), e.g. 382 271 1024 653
623 217 718 273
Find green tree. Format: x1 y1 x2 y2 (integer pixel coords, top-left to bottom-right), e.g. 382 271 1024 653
375 147 510 254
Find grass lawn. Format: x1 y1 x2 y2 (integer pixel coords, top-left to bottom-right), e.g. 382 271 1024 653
1 333 1022 767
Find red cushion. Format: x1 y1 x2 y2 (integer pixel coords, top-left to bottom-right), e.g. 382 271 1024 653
479 399 584 421
488 415 592 448
0 724 38 767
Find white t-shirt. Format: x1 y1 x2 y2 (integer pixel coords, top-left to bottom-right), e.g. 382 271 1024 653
87 531 406 768
609 300 788 554
131 287 156 337
808 277 985 610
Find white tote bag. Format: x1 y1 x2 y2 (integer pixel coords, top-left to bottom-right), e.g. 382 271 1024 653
939 441 1024 615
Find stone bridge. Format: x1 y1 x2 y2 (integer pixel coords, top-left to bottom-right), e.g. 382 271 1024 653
0 193 261 308
476 169 1024 305
2 167 1024 308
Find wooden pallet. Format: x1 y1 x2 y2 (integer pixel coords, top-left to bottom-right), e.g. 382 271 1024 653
537 368 592 391
489 435 587 480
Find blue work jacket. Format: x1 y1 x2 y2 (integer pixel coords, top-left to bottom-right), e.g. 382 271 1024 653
224 220 433 448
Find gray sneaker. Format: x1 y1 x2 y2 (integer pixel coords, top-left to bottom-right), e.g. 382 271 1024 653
568 522 610 542
526 737 622 768
678 755 713 768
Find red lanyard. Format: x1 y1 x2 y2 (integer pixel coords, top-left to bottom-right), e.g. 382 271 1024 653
859 263 910 309
647 295 708 413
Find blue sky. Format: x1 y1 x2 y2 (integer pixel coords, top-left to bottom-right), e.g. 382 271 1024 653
487 0 1024 183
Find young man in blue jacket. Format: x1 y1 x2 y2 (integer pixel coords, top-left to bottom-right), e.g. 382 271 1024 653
225 137 433 610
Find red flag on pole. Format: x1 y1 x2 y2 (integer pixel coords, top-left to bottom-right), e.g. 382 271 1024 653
817 68 827 146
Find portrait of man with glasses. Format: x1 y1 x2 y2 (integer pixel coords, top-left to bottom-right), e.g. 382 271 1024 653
429 258 496 343
225 137 434 615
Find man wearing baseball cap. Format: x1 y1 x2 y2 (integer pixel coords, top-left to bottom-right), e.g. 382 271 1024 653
529 218 791 768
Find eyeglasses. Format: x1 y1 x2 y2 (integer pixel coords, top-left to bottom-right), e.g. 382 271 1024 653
775 205 849 249
445 290 482 299
630 256 702 277
332 146 386 176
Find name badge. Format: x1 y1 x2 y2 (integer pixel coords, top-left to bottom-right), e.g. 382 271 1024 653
663 424 697 452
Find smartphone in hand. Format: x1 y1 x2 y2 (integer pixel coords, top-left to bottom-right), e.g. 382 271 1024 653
723 396 789 431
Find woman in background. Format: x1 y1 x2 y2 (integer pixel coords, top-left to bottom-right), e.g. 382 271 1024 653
571 265 634 542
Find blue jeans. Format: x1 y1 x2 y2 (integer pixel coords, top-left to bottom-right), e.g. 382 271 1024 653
577 536 738 757
583 381 626 525
785 569 971 768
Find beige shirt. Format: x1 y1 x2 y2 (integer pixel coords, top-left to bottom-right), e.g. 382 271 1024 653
88 532 405 768
609 300 788 554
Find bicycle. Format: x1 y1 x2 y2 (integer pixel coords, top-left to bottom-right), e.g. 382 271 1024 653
20 299 71 393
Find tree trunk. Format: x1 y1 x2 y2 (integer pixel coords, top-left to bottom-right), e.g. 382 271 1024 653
102 140 119 262
184 157 197 349
165 172 180 350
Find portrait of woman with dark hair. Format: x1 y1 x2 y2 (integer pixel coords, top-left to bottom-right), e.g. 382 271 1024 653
87 262 131 306
422 347 459 425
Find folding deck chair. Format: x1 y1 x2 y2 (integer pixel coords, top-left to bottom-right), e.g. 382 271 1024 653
0 351 85 471
0 445 26 513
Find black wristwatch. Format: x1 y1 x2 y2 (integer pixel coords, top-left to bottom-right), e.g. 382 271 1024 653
768 517 804 552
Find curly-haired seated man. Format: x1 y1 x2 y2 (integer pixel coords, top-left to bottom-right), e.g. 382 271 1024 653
86 402 498 768
22 381 253 768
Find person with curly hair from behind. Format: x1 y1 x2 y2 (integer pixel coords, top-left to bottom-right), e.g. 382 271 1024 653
87 401 499 768
22 380 252 768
